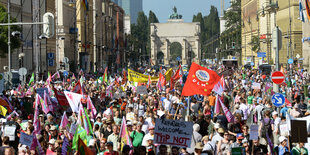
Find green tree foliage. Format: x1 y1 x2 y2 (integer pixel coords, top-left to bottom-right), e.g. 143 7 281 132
223 0 241 29
250 35 260 52
0 4 21 57
170 42 182 60
192 6 220 59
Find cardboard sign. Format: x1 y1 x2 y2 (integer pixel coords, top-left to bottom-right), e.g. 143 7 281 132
252 82 261 90
20 132 33 147
154 118 193 147
36 88 48 98
291 120 307 143
136 86 148 95
249 125 259 140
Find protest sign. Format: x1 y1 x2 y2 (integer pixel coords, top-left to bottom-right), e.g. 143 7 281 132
154 118 193 147
249 125 259 140
252 82 261 90
232 147 245 155
36 88 48 98
20 132 33 147
280 124 288 136
136 86 148 95
128 69 159 83
291 120 307 143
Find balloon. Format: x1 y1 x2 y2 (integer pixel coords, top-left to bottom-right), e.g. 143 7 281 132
262 75 266 79
99 77 103 81
67 79 70 82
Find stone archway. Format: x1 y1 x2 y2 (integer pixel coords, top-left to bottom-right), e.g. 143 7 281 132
150 19 201 65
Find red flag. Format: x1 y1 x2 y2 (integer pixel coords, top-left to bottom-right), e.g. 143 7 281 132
159 73 166 87
170 65 182 89
72 80 83 94
122 69 127 85
285 98 292 107
181 62 220 96
53 88 70 106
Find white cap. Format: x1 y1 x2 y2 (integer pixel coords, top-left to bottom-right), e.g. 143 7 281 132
48 139 56 145
214 123 220 129
279 136 287 143
272 111 278 116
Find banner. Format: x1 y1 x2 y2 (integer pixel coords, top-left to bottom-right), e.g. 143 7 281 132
219 95 234 122
128 69 159 83
53 88 69 106
154 118 193 148
64 91 83 113
20 132 33 147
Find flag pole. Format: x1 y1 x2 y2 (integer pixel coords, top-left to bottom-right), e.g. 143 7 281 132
186 96 190 121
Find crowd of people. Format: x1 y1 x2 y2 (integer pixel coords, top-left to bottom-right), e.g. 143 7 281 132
0 64 309 155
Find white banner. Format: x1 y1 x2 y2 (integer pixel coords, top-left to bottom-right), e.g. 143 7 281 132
154 118 193 148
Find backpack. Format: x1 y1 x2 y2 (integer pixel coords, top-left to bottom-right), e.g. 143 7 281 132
261 119 272 138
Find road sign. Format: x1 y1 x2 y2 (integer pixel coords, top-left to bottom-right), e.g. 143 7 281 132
272 93 285 107
18 67 27 76
257 52 266 57
288 58 293 64
47 53 54 59
272 27 282 50
271 71 285 84
48 59 54 66
176 56 181 61
63 71 69 77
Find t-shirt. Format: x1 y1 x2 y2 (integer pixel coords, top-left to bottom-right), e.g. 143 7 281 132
247 96 254 104
104 151 119 155
130 131 145 147
208 96 216 106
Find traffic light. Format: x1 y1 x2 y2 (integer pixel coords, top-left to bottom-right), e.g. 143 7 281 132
232 42 235 49
43 12 55 38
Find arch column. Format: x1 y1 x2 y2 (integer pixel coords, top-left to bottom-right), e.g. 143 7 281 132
164 39 170 65
182 39 187 64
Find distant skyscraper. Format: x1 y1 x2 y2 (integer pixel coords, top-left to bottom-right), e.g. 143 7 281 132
118 0 143 24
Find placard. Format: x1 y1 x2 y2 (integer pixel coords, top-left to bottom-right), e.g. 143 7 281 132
280 124 288 136
19 132 33 147
252 82 261 90
136 86 148 95
291 120 307 143
36 88 48 98
249 125 259 140
154 118 193 147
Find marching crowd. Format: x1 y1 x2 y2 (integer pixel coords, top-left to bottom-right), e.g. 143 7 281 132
0 64 309 155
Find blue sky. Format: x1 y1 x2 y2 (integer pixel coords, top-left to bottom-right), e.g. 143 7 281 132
143 0 231 23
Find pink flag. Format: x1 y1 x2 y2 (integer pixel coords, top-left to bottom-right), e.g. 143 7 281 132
218 95 234 122
33 95 41 134
42 91 51 114
214 95 221 114
60 112 69 129
87 96 97 119
119 116 133 154
31 134 45 155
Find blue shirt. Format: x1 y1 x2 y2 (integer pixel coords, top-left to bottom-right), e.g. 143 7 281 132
280 107 288 118
278 145 288 155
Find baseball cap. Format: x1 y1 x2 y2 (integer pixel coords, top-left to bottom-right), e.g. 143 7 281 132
48 139 56 145
272 111 278 116
218 128 224 133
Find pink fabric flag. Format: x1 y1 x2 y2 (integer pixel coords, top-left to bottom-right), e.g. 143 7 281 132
60 112 69 129
42 91 51 114
31 134 45 155
214 95 221 114
119 116 133 154
87 96 97 119
218 95 234 122
33 95 41 135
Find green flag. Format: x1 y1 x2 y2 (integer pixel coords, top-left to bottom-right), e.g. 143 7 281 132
72 125 88 150
84 108 93 135
28 73 34 86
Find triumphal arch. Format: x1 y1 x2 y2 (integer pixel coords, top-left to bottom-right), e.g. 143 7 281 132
150 7 201 65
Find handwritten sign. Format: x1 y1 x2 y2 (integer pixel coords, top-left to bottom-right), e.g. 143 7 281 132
154 118 193 147
249 125 259 140
136 86 148 95
20 132 33 147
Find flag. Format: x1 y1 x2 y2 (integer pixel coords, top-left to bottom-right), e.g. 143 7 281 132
0 95 13 113
64 91 83 113
0 97 13 113
28 72 34 86
31 134 44 155
182 62 220 96
165 68 173 81
46 72 52 85
72 125 88 150
212 76 224 95
214 95 221 114
72 80 83 95
53 88 70 106
33 95 41 134
60 112 70 129
84 107 93 135
103 106 113 118
122 68 127 85
79 69 84 75
159 73 166 87
147 75 151 88
0 105 7 116
119 117 133 152
104 67 108 83
52 71 60 80
77 137 93 155
285 98 292 107
300 0 305 22
218 95 234 122
87 96 97 119
41 91 51 114
62 136 70 155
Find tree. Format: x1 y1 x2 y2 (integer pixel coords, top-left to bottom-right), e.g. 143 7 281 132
0 4 21 57
250 36 260 52
170 42 182 61
224 0 241 29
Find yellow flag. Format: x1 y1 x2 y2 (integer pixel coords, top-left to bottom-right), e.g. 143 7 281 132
0 105 7 116
165 68 173 81
128 69 159 83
